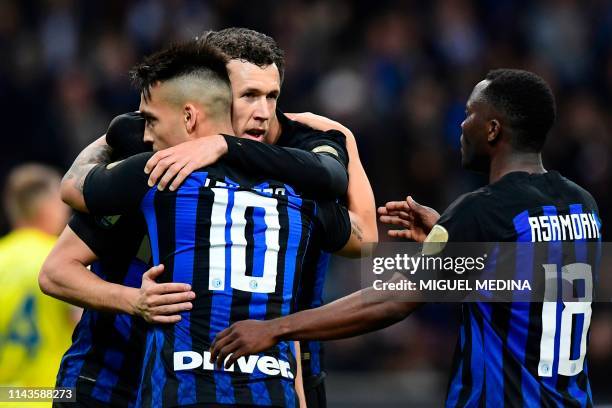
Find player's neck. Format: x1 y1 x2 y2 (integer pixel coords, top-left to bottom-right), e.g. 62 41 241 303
489 152 546 184
197 119 234 137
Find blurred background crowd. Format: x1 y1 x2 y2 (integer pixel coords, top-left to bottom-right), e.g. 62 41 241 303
1 0 611 406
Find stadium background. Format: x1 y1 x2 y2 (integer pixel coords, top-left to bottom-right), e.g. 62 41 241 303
1 0 611 406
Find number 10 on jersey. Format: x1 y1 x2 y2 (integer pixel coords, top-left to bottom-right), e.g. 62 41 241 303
207 188 281 294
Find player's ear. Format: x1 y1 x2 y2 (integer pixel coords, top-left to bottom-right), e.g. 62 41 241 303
487 119 501 143
184 104 198 134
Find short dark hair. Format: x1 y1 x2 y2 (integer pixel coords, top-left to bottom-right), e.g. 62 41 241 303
130 40 230 101
483 69 556 152
201 28 285 82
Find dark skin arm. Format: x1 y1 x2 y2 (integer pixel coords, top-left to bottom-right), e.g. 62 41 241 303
209 194 442 368
378 196 440 241
209 285 422 368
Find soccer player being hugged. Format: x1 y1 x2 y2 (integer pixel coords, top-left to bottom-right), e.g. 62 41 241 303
60 39 362 408
143 28 378 408
43 28 376 408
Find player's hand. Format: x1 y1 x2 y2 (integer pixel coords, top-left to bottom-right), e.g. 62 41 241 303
144 135 228 191
132 264 195 324
378 196 440 242
209 320 280 369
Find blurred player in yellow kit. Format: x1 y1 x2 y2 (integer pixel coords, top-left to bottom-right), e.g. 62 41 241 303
0 164 73 402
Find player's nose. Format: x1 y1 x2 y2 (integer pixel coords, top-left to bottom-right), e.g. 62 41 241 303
253 97 270 121
143 128 153 143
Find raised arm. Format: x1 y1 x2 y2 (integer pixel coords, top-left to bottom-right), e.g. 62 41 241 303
143 132 349 199
223 134 348 199
63 152 152 214
60 135 112 211
61 112 152 213
287 112 378 244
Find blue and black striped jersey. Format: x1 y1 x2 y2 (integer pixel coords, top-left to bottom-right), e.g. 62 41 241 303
294 239 331 378
276 110 344 379
437 171 601 407
56 212 150 407
82 152 351 407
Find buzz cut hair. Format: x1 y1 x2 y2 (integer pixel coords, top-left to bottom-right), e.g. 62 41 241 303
129 40 232 119
3 164 62 225
483 69 556 153
200 27 285 83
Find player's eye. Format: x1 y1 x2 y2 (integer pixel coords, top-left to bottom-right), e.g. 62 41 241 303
267 93 279 100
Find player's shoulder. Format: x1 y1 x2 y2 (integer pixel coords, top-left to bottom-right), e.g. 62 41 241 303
553 172 599 209
490 170 599 213
434 188 493 242
442 186 492 219
277 109 313 133
276 110 346 149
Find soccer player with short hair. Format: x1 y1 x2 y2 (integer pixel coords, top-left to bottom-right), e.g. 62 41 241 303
0 164 73 390
42 115 163 408
144 28 378 408
211 69 602 407
61 39 357 407
42 32 364 408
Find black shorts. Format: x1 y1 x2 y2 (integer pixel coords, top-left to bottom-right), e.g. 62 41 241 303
303 371 327 408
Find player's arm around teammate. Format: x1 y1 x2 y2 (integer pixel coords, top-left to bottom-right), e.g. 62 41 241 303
39 232 194 323
208 195 439 365
143 131 349 199
42 114 195 323
144 113 376 256
285 112 378 245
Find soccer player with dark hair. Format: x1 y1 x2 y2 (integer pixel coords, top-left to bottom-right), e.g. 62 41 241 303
211 69 602 407
201 27 286 84
60 39 356 407
43 39 360 407
144 28 378 408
